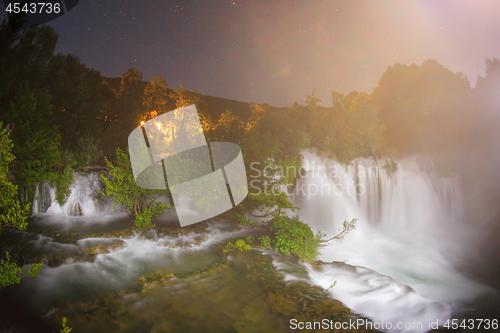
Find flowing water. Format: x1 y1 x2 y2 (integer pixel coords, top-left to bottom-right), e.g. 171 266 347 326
288 150 499 332
1 152 499 332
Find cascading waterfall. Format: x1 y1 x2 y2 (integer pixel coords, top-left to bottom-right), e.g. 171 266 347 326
32 171 116 216
290 150 463 233
282 149 493 332
17 151 496 333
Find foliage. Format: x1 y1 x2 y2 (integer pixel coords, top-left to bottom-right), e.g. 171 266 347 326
238 213 357 261
315 91 381 165
236 213 257 227
45 53 114 152
0 123 43 288
100 148 170 230
210 109 245 143
237 157 299 224
142 74 169 120
0 123 30 229
259 235 271 248
245 103 269 132
0 252 42 289
100 68 146 159
321 219 358 243
305 89 321 110
169 83 213 133
269 214 323 261
76 135 103 167
245 236 254 244
47 150 77 205
0 23 113 209
132 202 169 229
60 317 72 333
3 84 63 208
226 239 251 251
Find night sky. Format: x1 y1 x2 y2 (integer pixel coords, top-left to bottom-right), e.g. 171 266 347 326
3 0 500 107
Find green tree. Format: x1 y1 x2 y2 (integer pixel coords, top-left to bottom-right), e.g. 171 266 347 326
100 148 170 230
0 123 30 229
269 214 323 261
0 122 42 288
4 85 63 208
76 135 103 167
0 21 113 207
0 252 42 289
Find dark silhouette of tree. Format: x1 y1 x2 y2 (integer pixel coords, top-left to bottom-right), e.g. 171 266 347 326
372 59 471 154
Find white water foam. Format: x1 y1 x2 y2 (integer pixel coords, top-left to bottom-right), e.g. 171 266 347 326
286 150 495 332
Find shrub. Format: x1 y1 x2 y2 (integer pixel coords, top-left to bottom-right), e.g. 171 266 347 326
259 235 271 248
0 252 43 289
269 215 322 261
100 148 170 230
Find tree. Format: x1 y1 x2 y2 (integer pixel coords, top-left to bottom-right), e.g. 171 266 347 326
100 68 146 160
0 23 61 208
305 88 321 110
44 53 113 155
245 103 269 132
117 68 145 129
0 122 42 288
372 59 471 154
100 148 170 230
0 21 113 208
3 85 63 208
317 91 381 164
142 74 169 121
170 84 214 133
211 110 245 143
0 123 30 229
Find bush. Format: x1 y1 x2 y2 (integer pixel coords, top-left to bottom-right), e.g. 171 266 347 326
259 235 271 248
0 252 43 289
100 148 170 230
269 215 322 261
226 239 251 251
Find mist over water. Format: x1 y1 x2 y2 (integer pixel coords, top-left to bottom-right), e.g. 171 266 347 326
9 149 499 332
287 149 498 332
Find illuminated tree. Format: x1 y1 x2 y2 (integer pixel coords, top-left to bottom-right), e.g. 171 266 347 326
0 122 42 288
142 75 169 120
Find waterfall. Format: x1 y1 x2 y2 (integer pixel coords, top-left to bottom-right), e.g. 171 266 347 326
32 171 116 216
283 149 492 332
290 150 464 235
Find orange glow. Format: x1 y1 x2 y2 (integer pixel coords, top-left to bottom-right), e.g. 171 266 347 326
140 121 145 126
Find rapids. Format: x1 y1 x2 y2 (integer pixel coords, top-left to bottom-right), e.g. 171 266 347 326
2 150 498 332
